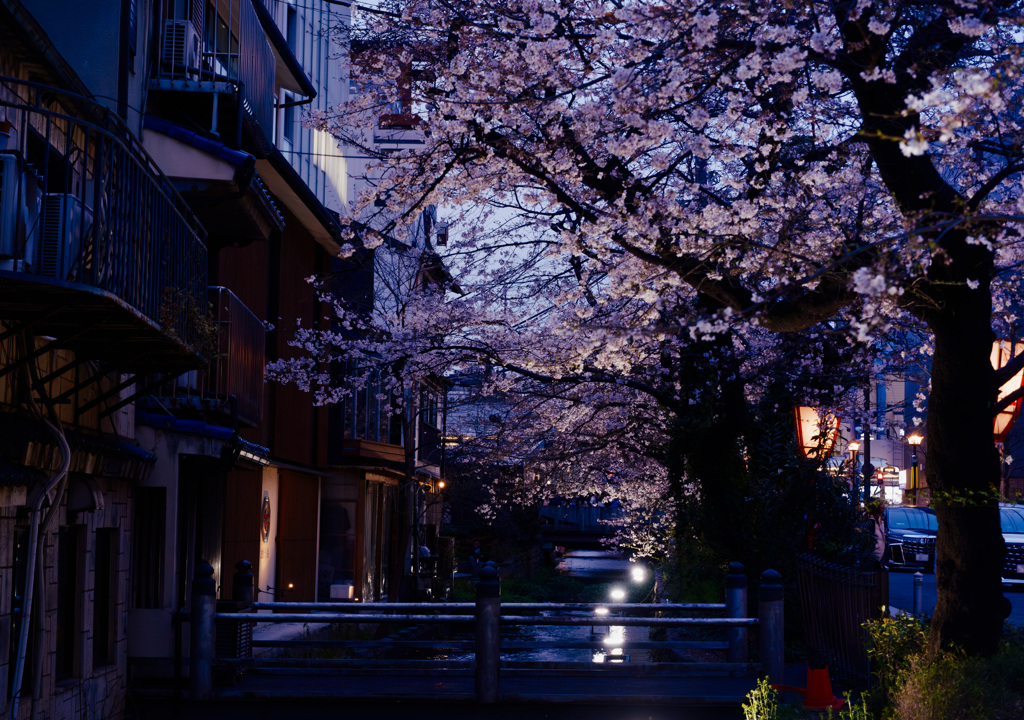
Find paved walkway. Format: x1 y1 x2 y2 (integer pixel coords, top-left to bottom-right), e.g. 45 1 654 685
215 666 761 705
131 670 757 720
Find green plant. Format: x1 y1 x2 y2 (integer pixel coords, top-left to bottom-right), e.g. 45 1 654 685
864 613 929 709
743 677 782 720
827 694 872 720
892 641 1024 720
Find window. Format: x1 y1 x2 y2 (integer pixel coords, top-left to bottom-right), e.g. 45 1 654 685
56 526 84 680
93 529 118 666
317 498 356 600
132 487 165 609
283 98 296 146
286 6 297 52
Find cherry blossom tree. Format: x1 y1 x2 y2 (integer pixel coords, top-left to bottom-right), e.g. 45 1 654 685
288 0 1024 653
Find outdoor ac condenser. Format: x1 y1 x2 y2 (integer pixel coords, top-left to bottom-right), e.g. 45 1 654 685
162 19 200 73
0 153 18 258
0 153 42 270
39 193 90 281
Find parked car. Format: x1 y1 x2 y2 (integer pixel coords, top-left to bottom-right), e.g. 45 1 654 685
1000 504 1024 588
885 506 938 573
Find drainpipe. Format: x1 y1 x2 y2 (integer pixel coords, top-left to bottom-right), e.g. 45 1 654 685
10 418 69 720
11 336 71 720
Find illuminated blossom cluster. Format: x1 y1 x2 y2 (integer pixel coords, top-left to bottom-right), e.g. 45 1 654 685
270 0 1024 651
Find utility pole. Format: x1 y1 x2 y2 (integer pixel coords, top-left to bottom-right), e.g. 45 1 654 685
863 384 874 506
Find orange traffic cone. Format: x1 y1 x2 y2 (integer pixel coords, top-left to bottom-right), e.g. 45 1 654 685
803 667 846 710
771 665 846 711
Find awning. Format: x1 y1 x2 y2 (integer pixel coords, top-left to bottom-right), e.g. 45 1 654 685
136 412 270 468
0 411 156 483
142 116 286 245
255 146 347 254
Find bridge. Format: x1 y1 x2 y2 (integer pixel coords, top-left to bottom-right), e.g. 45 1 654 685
539 504 621 547
131 564 785 720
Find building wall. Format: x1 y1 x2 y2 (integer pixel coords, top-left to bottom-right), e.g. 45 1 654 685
23 0 153 133
129 426 222 664
0 474 134 720
269 0 350 213
271 217 331 467
275 470 320 602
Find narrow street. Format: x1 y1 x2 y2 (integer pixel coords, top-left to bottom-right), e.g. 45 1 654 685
888 572 1024 626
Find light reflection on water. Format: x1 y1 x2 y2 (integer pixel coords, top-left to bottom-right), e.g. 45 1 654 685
443 550 655 665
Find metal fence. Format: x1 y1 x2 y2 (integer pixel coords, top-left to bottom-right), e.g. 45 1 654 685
188 563 784 703
795 553 888 688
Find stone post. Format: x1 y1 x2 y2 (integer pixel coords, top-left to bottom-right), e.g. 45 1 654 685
233 560 254 605
913 572 924 616
189 561 216 700
758 569 784 688
726 562 748 664
475 561 501 703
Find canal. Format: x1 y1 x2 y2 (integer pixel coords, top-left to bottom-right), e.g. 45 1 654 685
132 550 746 720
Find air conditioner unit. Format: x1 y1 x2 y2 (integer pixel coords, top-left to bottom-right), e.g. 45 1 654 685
19 165 43 271
0 153 18 257
38 193 91 281
0 154 42 271
162 19 200 72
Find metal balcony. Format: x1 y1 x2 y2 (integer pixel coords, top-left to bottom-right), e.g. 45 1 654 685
150 286 265 427
0 77 208 379
151 0 276 148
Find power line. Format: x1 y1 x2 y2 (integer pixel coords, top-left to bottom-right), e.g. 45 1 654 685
267 0 400 18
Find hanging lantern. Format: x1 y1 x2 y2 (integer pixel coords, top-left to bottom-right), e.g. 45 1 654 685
992 340 1024 443
794 406 840 460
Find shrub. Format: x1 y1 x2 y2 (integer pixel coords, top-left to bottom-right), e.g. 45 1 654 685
891 639 1024 720
862 615 1024 720
863 613 929 712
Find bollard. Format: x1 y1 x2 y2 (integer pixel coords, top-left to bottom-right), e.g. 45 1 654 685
758 569 784 689
189 561 217 700
913 572 923 616
233 560 254 605
475 561 501 703
726 562 748 664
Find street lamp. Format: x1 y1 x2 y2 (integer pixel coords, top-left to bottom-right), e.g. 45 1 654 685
907 433 923 506
848 440 861 494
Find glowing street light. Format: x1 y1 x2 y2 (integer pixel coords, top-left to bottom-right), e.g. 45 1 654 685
630 564 646 583
848 440 861 492
609 586 627 602
907 433 923 506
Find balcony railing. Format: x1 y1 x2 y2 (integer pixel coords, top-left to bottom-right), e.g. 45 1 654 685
150 286 265 427
209 286 265 425
0 77 208 365
154 0 276 142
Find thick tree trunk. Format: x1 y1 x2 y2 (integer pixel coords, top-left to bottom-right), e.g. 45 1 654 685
926 304 1008 654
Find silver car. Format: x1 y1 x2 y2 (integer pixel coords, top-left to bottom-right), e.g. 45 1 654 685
886 507 938 573
1000 505 1024 587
